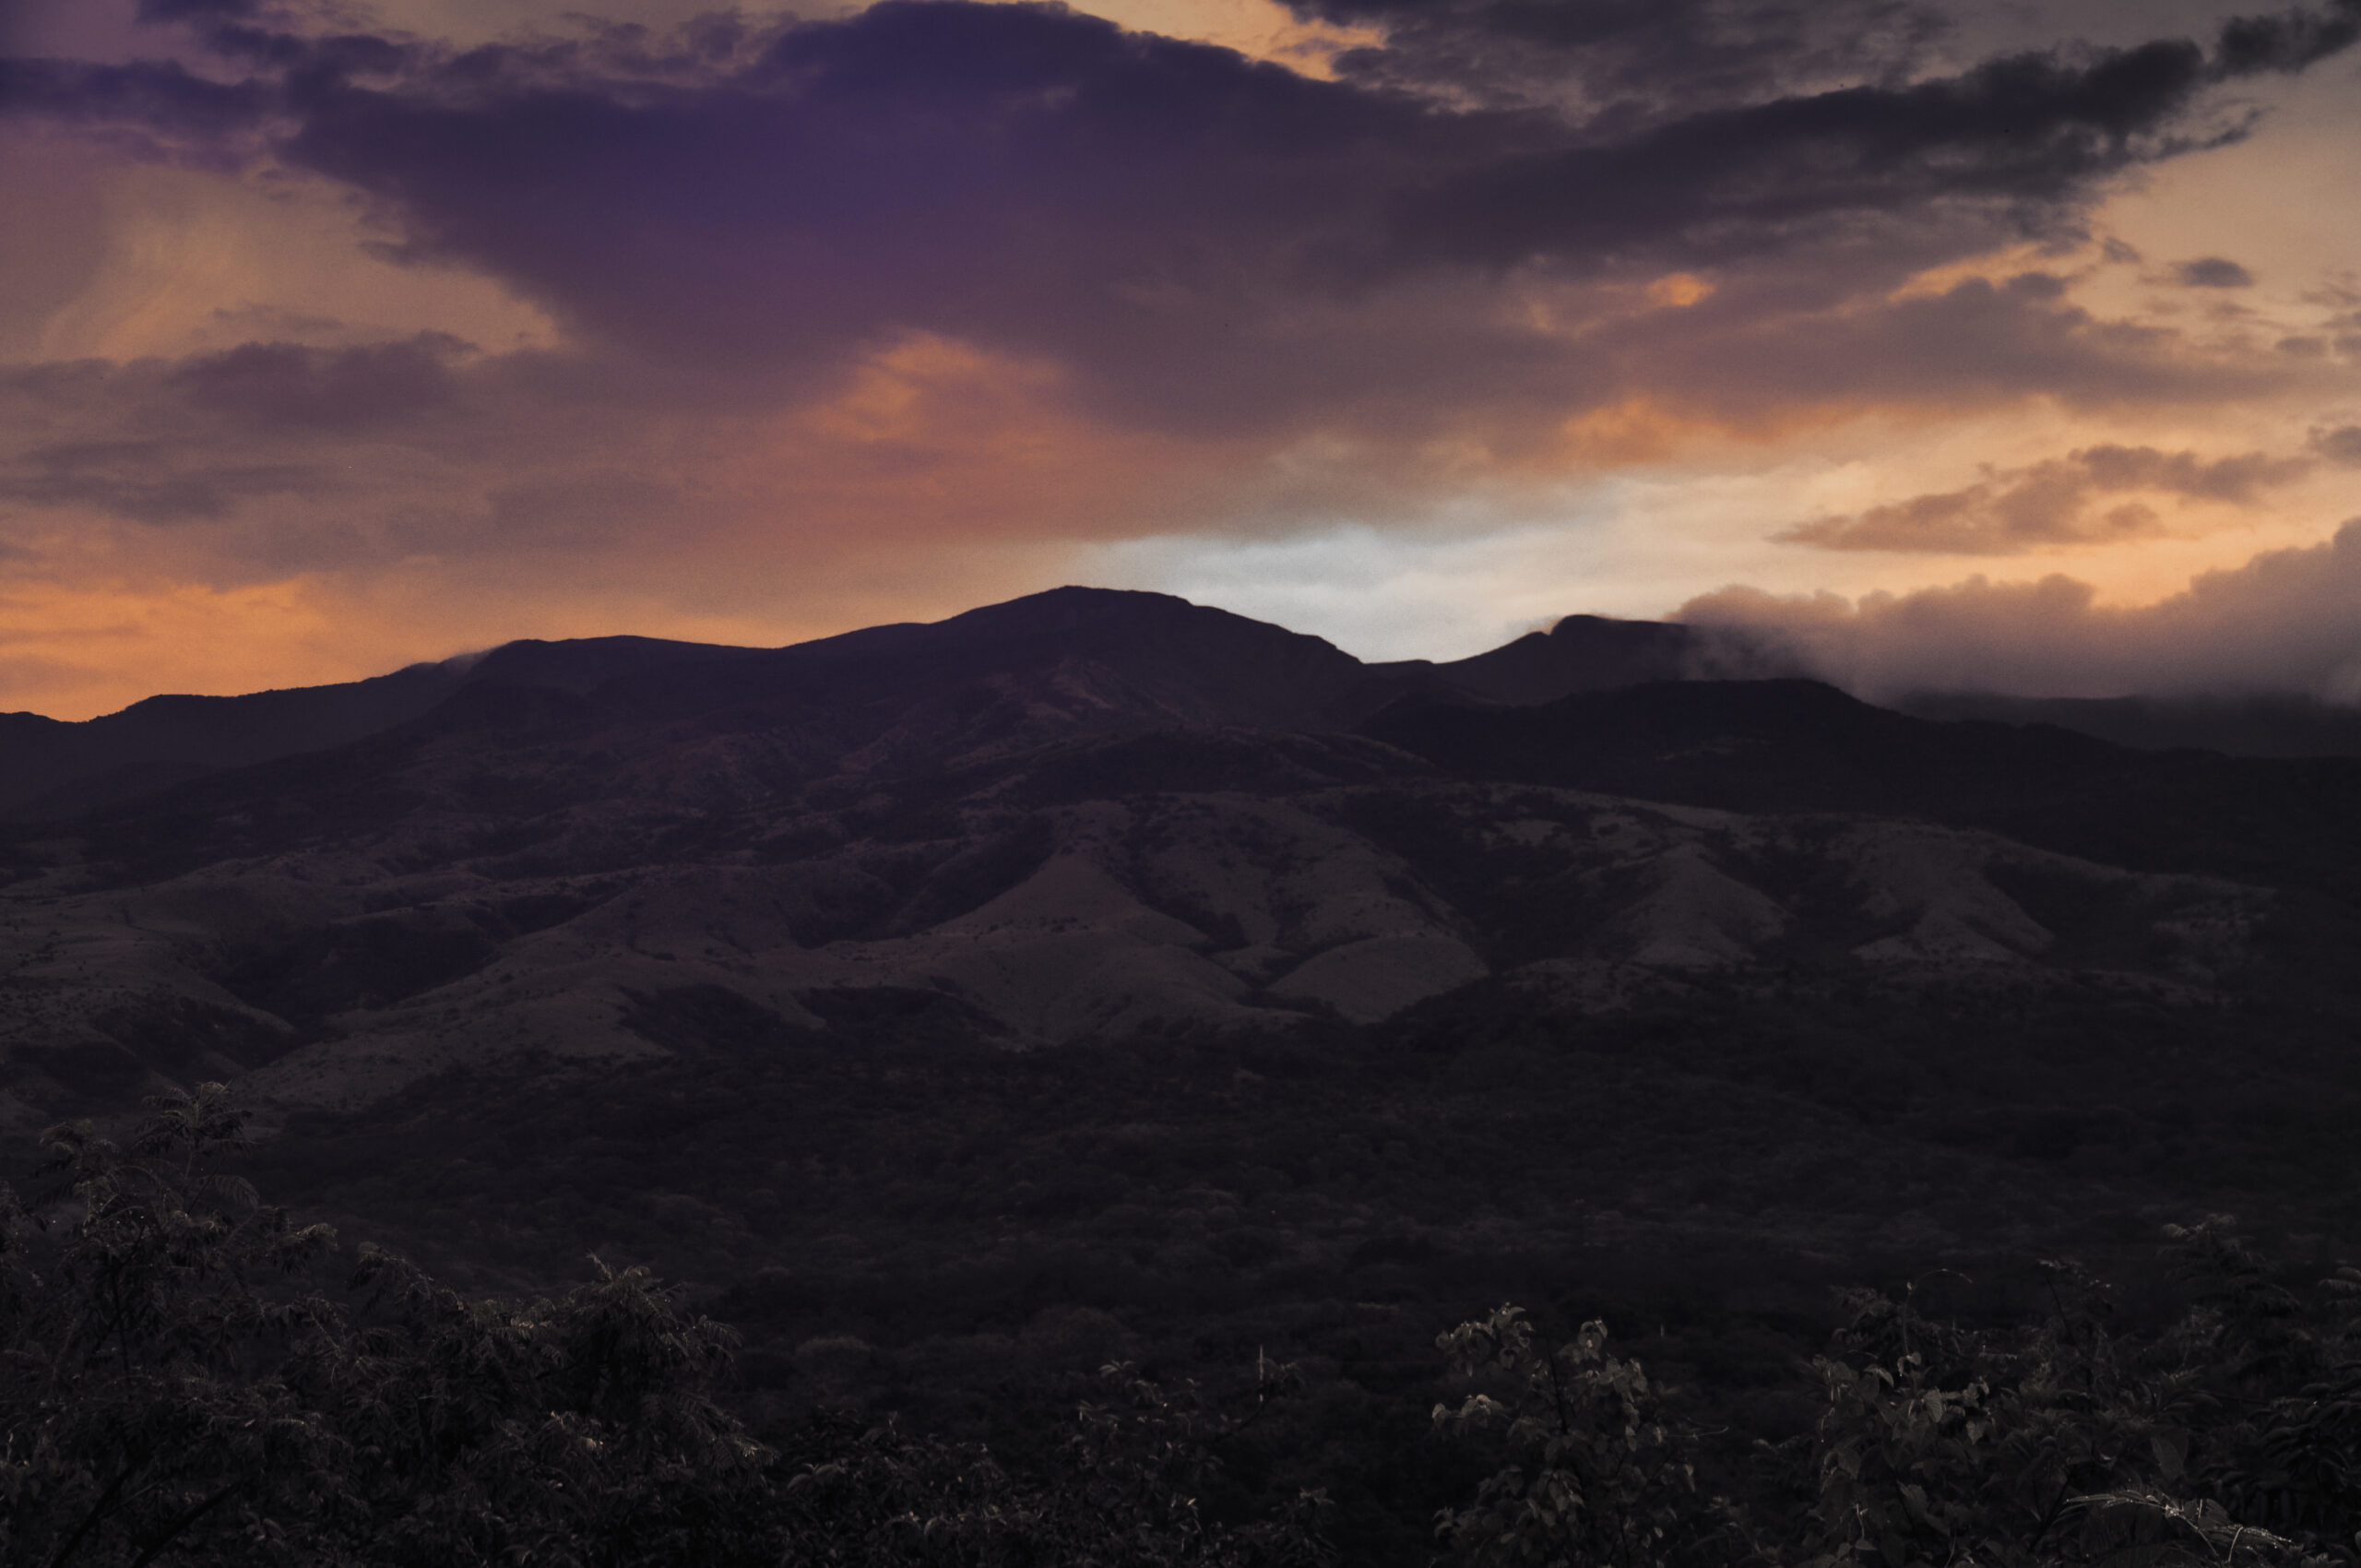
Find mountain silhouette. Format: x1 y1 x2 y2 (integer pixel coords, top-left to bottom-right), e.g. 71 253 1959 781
11 589 2353 826
0 588 1564 821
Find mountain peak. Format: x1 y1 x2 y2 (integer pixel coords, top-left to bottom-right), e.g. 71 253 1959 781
1414 612 1695 706
465 635 769 695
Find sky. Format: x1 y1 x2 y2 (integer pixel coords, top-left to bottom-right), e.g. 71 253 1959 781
2 0 2358 718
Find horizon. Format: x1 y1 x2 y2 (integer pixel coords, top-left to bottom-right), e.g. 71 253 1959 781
0 583 1586 721
18 579 2361 731
6 0 2361 719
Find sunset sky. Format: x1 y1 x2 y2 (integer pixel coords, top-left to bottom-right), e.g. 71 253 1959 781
4 0 2359 718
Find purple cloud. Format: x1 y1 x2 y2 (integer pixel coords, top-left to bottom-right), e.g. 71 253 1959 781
166 336 469 431
7 0 2349 440
2176 255 2257 287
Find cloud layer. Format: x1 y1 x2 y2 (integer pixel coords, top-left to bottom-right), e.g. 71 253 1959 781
13 0 2352 435
1683 518 2361 700
1778 441 2317 552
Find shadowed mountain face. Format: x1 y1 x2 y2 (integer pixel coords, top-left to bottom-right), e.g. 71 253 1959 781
0 636 769 821
1358 681 2361 897
0 662 469 820
1896 691 2361 758
3 586 2355 1133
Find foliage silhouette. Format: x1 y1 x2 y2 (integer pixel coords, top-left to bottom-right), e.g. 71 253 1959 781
1 1085 1333 1567
1432 1235 2361 1568
24 1086 2361 1567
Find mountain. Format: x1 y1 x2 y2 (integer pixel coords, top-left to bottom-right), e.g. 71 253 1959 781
1358 678 2361 893
0 660 468 819
3 584 2354 1135
0 636 791 821
1380 612 1697 704
0 590 1424 824
12 594 2351 830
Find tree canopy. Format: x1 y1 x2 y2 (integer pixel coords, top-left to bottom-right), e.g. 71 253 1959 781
14 1084 2361 1568
0 1084 1332 1567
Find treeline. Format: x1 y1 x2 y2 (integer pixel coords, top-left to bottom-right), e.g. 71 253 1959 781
10 1087 2361 1566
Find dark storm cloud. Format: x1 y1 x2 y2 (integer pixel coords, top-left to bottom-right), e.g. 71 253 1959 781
1294 0 2361 110
306 4 2240 280
1778 443 2315 553
0 339 473 528
1577 272 2276 427
2215 0 2361 70
1285 0 1952 114
0 439 324 523
4 337 468 438
2314 424 2361 463
0 56 272 148
136 0 267 20
265 2 1458 421
166 335 469 431
2177 255 2258 287
7 0 2351 437
1385 40 2233 272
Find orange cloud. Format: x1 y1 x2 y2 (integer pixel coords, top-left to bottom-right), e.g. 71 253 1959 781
1680 520 2361 702
1778 444 2317 554
0 329 1249 718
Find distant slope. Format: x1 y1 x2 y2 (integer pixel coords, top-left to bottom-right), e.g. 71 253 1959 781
0 636 776 821
1357 679 2361 898
1410 613 1696 703
1898 691 2361 758
0 661 469 819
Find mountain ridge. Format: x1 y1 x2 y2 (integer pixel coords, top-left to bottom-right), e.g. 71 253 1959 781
9 588 2358 825
0 588 1514 822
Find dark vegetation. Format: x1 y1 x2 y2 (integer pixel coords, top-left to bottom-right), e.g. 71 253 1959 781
18 1079 2361 1567
4 1086 1332 1566
22 959 2335 1564
1362 683 2361 904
